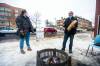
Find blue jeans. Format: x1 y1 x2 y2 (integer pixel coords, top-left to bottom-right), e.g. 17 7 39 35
20 32 31 49
62 33 74 51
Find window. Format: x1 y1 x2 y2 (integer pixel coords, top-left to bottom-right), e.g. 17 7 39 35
8 13 11 16
15 10 18 13
0 16 4 19
0 11 11 16
0 21 6 25
0 21 9 25
4 8 11 12
15 14 18 17
4 12 7 16
3 12 11 16
0 7 5 11
0 12 5 15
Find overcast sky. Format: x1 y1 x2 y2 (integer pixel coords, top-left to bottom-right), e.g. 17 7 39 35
0 0 96 23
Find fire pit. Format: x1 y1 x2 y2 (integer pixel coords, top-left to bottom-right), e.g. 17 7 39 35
36 49 68 66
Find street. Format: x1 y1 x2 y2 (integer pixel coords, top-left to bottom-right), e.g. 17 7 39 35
0 32 100 66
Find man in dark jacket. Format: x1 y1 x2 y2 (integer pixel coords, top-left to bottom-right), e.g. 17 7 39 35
62 11 78 53
16 10 34 54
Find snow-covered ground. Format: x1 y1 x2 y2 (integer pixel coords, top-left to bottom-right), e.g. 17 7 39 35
0 32 100 66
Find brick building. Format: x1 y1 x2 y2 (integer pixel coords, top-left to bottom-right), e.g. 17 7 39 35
56 19 64 26
95 0 100 36
77 17 92 30
0 3 23 28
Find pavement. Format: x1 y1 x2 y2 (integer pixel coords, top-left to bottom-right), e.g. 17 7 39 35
0 32 100 66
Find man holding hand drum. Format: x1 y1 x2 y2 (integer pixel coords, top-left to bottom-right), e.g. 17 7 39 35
61 11 78 53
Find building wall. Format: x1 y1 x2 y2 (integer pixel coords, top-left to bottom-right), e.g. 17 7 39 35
0 3 23 28
77 18 92 30
95 0 100 36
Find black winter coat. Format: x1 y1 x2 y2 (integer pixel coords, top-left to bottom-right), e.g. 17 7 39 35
64 16 78 34
16 16 34 33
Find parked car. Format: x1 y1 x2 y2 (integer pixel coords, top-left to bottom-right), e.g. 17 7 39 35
0 27 17 36
44 27 57 35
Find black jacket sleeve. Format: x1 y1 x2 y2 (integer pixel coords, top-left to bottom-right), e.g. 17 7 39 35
16 16 23 29
27 17 34 33
63 18 69 28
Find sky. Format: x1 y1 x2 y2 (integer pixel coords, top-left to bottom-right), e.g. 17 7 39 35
0 0 96 24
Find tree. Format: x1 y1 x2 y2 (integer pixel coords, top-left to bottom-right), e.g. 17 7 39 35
34 12 41 41
34 11 41 24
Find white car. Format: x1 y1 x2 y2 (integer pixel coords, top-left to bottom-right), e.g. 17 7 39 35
0 27 17 36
